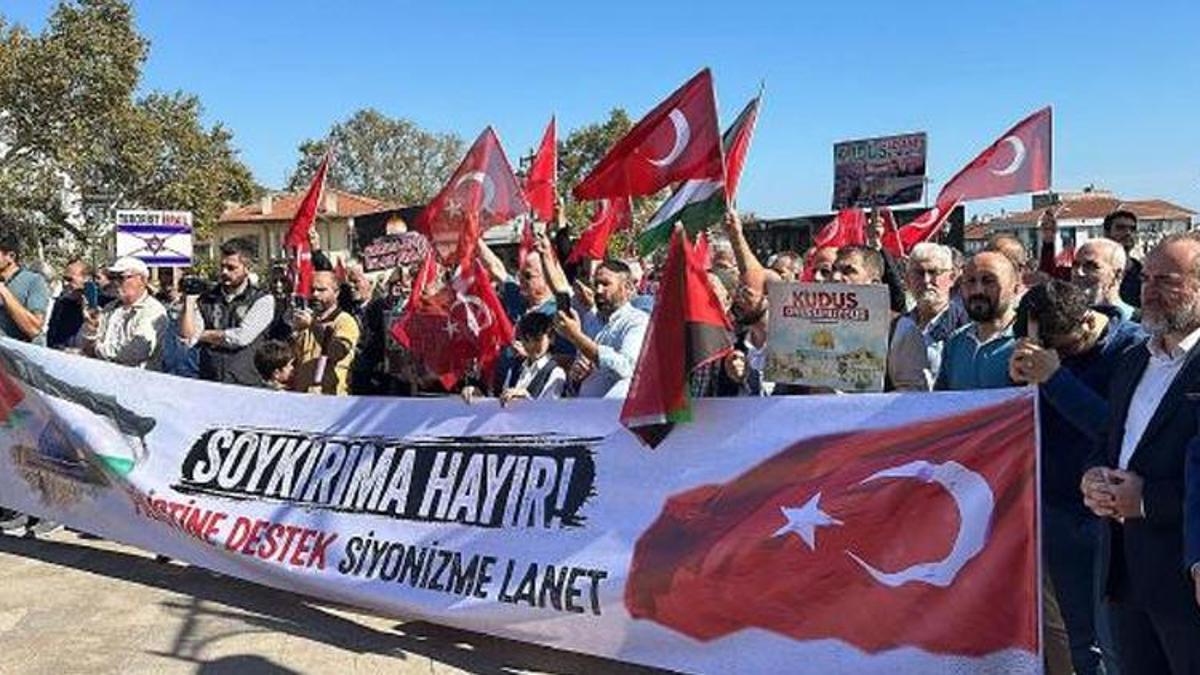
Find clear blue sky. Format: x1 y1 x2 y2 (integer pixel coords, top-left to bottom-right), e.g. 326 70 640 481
7 1 1199 219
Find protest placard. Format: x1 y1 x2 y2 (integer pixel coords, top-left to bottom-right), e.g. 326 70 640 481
115 209 193 267
832 132 927 210
765 282 891 391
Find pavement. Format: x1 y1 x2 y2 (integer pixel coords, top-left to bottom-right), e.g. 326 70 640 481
0 529 666 675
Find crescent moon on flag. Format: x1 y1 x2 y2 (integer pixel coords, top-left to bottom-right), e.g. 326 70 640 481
990 136 1026 176
647 109 691 167
846 460 993 588
455 171 497 211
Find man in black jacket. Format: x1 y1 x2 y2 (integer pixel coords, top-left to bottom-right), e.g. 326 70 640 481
179 240 275 385
1081 232 1200 673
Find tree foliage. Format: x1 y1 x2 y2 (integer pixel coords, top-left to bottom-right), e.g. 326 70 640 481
287 109 464 206
0 0 253 260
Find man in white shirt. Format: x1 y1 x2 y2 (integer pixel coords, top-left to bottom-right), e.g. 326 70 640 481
1081 232 1200 673
554 260 648 398
77 257 168 370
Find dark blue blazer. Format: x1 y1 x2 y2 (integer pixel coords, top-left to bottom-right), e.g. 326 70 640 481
1098 342 1200 621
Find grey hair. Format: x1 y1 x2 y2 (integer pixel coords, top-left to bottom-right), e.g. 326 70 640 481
1078 237 1127 274
908 242 954 270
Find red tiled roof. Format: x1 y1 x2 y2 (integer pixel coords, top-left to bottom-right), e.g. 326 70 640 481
219 188 392 224
990 195 1194 225
964 222 990 241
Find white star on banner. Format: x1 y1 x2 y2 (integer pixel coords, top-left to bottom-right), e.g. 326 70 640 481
773 492 843 550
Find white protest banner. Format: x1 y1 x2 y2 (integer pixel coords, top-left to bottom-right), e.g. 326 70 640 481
0 339 1039 674
765 282 891 392
115 209 194 267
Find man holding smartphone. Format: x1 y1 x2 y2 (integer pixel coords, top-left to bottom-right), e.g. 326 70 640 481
179 240 275 385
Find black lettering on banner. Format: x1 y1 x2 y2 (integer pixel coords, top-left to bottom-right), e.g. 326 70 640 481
176 431 598 530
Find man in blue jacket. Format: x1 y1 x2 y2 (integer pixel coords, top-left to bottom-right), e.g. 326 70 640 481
1011 280 1145 675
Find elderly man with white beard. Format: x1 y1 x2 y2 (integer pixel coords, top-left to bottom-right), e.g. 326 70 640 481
887 243 968 390
1081 232 1200 673
1073 238 1138 322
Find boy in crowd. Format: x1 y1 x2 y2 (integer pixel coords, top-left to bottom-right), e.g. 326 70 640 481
254 339 295 391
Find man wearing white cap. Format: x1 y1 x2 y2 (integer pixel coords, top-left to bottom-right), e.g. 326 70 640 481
76 257 168 370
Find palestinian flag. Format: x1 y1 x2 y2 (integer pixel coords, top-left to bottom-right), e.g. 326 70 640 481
636 94 761 255
621 227 734 448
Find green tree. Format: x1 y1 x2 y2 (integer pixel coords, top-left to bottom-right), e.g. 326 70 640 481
0 0 253 259
287 108 464 206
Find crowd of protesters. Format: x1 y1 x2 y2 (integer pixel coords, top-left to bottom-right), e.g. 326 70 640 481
4 201 1200 674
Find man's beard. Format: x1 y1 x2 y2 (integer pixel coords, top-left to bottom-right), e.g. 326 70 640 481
966 294 1001 322
1143 295 1200 338
914 289 946 312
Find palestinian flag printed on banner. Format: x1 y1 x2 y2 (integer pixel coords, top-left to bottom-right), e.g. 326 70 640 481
637 94 761 255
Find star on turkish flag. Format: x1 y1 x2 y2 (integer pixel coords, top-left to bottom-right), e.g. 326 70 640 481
625 394 1039 657
938 107 1052 203
417 127 527 268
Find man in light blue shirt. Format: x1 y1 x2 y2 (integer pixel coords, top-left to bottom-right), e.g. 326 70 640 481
936 250 1022 390
555 260 648 398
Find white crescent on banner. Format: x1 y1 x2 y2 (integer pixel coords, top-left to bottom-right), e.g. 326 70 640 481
455 171 497 211
647 109 691 168
846 460 994 588
990 136 1026 176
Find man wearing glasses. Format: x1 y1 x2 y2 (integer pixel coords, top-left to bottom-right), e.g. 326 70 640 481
1079 233 1200 672
887 242 967 390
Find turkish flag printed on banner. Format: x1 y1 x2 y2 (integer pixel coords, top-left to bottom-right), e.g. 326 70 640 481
0 360 26 422
525 116 557 222
881 198 960 258
417 127 528 268
567 198 633 264
285 152 329 297
573 69 724 200
800 208 867 280
938 107 1052 203
626 395 1038 656
390 252 514 389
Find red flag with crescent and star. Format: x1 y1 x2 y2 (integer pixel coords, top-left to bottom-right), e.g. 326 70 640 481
284 152 329 298
567 197 633 264
573 69 724 200
625 394 1038 656
938 107 1052 203
880 197 961 258
417 127 528 270
525 116 557 223
389 251 513 389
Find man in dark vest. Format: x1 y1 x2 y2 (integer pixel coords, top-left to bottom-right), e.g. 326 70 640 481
179 240 275 385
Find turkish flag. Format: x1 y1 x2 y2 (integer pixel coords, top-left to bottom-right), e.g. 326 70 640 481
626 395 1038 656
800 208 867 280
417 127 528 269
567 198 633 264
621 226 733 447
939 107 1052 203
722 94 761 203
573 69 724 200
525 116 557 222
390 251 514 389
285 152 328 297
881 198 960 258
517 219 536 272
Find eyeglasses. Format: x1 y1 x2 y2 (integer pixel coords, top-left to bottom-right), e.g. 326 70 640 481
908 267 951 279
